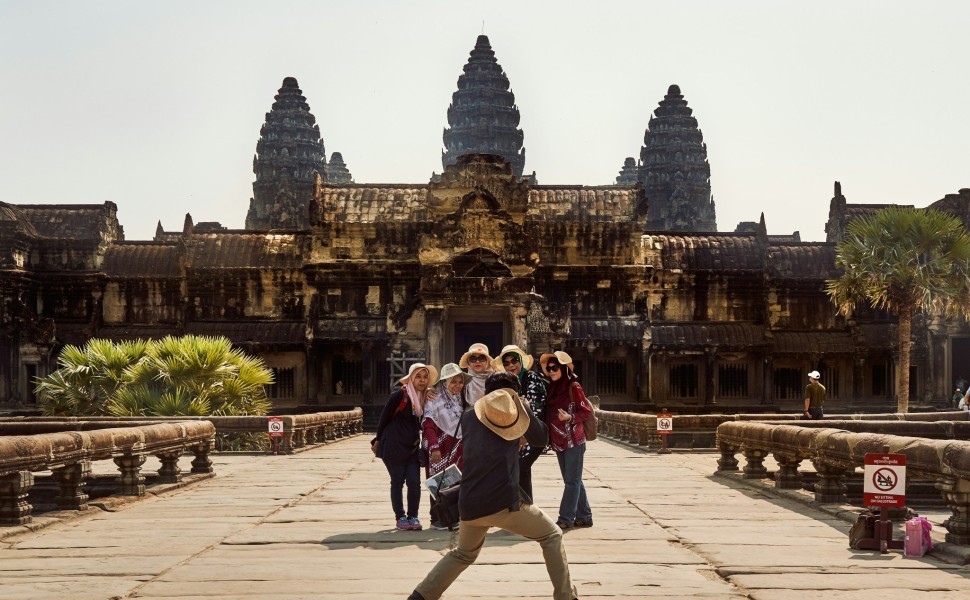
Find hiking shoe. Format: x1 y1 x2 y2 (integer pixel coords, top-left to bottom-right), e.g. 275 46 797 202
408 517 423 530
574 518 593 528
430 520 448 531
556 520 573 530
396 517 410 530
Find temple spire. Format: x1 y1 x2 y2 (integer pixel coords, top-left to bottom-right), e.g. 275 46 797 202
638 85 716 232
324 152 354 184
615 157 639 185
246 77 326 230
442 35 526 177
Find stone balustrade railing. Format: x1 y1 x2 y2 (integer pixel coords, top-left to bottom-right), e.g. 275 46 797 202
595 409 970 450
0 409 363 526
0 420 216 526
1 408 364 453
714 421 970 546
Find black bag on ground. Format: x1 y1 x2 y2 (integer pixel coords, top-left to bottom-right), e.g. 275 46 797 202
433 484 461 530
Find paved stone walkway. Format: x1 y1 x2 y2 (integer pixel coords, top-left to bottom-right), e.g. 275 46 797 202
0 437 968 599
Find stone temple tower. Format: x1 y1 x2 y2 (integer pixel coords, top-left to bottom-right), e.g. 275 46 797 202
442 35 526 177
639 85 716 232
246 77 326 230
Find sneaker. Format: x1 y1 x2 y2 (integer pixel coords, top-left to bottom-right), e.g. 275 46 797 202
408 517 423 531
574 518 593 528
556 520 573 530
430 520 448 531
396 517 410 530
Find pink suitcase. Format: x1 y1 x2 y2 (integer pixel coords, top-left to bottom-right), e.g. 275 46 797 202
904 517 932 558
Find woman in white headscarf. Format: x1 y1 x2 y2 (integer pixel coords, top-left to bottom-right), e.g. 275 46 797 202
422 363 472 529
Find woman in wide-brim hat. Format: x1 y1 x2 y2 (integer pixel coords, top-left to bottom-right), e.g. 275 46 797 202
494 344 548 500
540 350 594 530
422 362 472 529
458 343 495 405
373 362 439 531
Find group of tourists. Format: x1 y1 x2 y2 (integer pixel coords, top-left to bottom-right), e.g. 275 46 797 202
371 343 592 600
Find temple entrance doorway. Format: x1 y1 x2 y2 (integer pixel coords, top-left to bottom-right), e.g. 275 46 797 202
454 322 503 361
443 307 511 365
950 337 970 393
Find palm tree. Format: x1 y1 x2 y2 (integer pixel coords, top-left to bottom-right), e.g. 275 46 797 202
827 206 970 412
36 335 273 417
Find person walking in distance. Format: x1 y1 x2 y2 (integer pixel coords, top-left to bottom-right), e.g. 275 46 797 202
407 372 579 600
803 370 826 420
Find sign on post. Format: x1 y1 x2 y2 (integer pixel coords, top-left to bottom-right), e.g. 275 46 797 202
656 413 673 435
863 452 906 507
268 417 284 438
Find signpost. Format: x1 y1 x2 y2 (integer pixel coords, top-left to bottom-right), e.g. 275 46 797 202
856 447 906 553
656 409 672 455
268 417 284 455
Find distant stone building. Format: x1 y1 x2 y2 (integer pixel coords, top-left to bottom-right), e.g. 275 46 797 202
1 37 968 414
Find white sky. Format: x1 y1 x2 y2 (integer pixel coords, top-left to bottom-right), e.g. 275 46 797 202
1 1 967 241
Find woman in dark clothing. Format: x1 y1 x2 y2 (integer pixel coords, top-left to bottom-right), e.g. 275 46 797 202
493 343 548 500
540 351 593 530
373 362 438 531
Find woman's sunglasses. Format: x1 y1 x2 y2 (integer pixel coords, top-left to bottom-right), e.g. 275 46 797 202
468 355 488 363
502 356 520 366
546 363 561 373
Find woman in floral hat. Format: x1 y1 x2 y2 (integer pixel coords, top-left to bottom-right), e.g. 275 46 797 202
458 343 495 404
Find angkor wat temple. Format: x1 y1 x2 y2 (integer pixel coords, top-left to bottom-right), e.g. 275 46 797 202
2 35 969 413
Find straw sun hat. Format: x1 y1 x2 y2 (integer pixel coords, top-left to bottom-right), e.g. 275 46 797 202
474 388 530 441
438 362 473 385
538 350 574 373
399 363 439 386
458 343 494 369
492 344 534 371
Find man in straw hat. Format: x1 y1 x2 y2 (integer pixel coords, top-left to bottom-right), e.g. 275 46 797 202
374 363 439 531
408 373 579 600
493 343 548 500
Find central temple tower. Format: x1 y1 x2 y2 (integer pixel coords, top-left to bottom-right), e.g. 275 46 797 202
441 35 526 177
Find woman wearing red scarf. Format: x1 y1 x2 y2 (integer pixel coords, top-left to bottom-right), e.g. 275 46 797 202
539 351 594 529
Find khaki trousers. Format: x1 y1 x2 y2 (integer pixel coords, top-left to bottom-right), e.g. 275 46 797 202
414 502 577 600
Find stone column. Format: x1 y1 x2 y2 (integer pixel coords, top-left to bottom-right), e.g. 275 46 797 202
704 348 717 405
937 476 970 545
426 305 444 371
114 453 147 496
191 439 214 474
716 441 739 472
742 448 768 479
811 458 851 503
155 451 183 484
773 453 803 489
762 356 773 405
0 471 34 525
51 461 91 509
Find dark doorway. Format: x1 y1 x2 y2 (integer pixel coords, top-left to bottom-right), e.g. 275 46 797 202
454 322 503 360
952 337 970 392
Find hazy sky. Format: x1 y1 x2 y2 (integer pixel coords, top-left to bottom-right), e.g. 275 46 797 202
1 1 967 241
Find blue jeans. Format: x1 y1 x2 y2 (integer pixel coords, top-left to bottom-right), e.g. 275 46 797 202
555 443 592 526
383 459 421 520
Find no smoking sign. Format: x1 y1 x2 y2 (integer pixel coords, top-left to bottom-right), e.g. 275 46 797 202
863 453 906 507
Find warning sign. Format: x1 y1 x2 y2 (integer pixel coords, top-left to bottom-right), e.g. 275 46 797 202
657 413 673 435
863 453 906 507
268 417 285 438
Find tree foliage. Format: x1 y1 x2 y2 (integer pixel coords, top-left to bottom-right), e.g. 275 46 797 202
826 206 970 412
35 335 273 417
